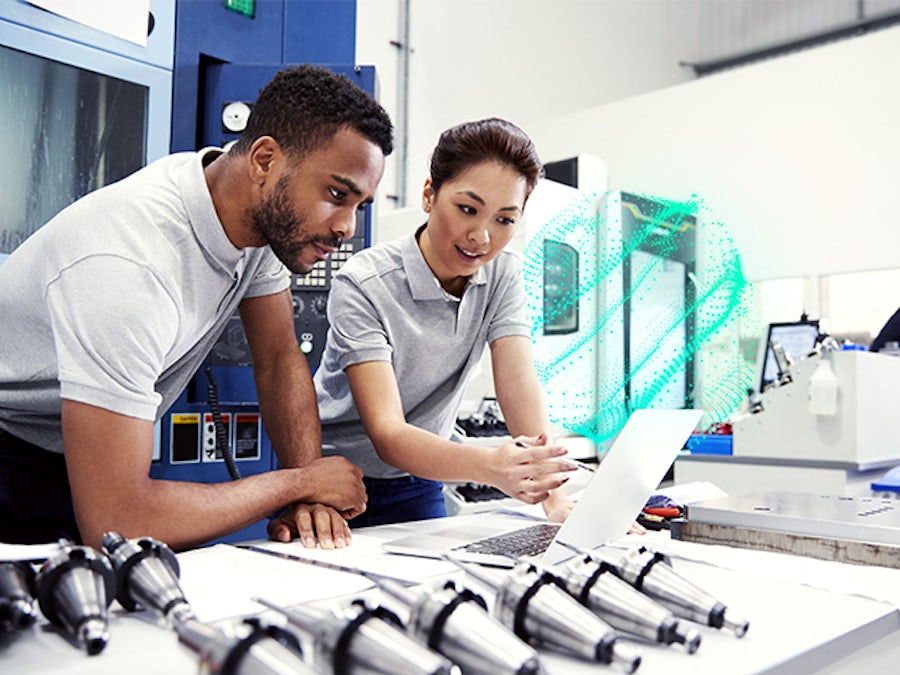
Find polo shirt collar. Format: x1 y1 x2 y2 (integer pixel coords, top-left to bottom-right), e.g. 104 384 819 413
401 225 487 300
181 148 245 273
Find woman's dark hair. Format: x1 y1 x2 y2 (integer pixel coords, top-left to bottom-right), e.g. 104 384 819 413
231 64 393 158
429 118 543 199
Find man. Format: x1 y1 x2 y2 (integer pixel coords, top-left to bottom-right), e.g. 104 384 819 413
0 65 392 551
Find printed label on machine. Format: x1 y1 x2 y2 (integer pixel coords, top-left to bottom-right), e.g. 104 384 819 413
202 412 232 462
233 413 261 460
170 413 201 464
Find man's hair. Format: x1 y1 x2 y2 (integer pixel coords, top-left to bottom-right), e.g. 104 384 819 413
231 64 393 158
429 118 543 200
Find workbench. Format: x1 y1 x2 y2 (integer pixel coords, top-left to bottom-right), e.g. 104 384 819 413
3 510 900 674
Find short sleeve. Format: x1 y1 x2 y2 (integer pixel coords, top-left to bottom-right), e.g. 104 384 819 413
47 256 179 420
243 251 290 299
487 256 532 344
325 274 393 370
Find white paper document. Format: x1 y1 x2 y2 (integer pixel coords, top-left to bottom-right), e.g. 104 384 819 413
177 543 373 622
248 534 460 584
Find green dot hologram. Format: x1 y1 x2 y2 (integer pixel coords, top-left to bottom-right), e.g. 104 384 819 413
523 190 751 446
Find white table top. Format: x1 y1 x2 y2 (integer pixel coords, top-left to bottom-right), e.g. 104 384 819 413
4 512 900 674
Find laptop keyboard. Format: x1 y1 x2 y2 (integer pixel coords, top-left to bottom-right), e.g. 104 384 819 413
452 522 561 558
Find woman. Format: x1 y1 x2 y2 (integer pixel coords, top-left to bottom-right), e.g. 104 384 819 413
313 118 576 527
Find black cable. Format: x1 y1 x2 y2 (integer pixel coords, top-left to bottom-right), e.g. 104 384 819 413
205 365 240 480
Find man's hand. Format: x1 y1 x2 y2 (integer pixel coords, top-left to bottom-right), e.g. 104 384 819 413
266 457 367 548
298 456 367 517
267 503 354 548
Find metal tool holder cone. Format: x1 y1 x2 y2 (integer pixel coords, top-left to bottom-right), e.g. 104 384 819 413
34 541 117 655
455 560 642 673
255 596 460 675
375 575 547 675
175 616 318 674
101 531 195 624
609 545 749 637
556 553 701 653
0 560 39 630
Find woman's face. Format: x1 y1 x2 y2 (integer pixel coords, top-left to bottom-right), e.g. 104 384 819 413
419 161 527 296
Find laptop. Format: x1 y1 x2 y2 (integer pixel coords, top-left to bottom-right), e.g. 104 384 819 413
381 408 703 568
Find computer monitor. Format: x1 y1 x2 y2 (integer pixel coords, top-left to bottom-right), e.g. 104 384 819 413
758 320 820 392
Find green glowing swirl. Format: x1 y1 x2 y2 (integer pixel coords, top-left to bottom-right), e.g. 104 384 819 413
523 191 752 445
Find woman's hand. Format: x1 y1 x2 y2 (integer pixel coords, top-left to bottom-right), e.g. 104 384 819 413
542 489 575 522
487 433 577 504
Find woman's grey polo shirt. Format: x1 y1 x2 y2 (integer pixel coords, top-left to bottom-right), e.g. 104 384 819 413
314 228 531 478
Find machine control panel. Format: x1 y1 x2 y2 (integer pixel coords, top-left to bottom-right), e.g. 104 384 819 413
208 212 365 372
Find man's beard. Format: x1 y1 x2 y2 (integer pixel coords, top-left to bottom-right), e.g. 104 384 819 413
252 176 337 275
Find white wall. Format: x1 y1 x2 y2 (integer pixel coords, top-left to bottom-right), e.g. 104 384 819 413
526 24 900 282
356 0 701 218
358 2 900 283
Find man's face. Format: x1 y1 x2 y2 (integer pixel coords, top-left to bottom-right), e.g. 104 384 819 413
252 127 385 275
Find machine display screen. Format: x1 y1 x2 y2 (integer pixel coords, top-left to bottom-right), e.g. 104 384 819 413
543 238 579 335
0 43 147 257
759 321 820 391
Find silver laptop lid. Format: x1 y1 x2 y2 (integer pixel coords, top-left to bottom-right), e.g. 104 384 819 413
542 408 703 566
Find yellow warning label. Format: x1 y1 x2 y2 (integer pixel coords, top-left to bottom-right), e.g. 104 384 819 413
172 413 200 424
